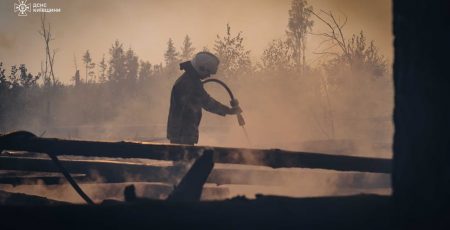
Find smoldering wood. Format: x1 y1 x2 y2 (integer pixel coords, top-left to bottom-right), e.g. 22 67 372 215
167 150 215 202
0 174 85 186
0 190 69 205
0 156 390 187
124 184 137 202
0 131 391 173
0 181 229 202
0 156 179 184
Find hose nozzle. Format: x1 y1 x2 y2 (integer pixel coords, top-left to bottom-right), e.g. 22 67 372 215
230 99 245 126
237 113 245 126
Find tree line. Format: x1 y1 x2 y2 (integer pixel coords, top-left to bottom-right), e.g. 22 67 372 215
0 0 389 135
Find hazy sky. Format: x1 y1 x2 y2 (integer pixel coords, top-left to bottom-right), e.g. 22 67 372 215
0 0 392 83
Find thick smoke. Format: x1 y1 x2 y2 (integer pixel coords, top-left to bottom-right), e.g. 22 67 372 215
0 0 393 201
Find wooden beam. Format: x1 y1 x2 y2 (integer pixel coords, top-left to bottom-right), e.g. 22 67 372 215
0 131 391 173
0 156 315 186
0 156 177 184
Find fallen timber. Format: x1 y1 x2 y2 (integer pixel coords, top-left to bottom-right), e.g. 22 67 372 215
0 156 177 184
0 156 390 187
0 131 391 173
168 150 215 202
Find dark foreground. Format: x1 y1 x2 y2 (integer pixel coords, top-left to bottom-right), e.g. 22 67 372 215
0 194 434 230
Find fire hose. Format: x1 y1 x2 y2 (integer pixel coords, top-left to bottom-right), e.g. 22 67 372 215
0 131 95 204
202 78 251 145
48 153 94 204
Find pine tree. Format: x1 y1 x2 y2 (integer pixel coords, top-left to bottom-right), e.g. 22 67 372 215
72 70 81 86
164 38 179 76
98 55 107 83
139 61 152 81
83 50 92 83
108 40 126 82
124 48 139 82
286 0 313 74
88 62 96 83
180 35 195 61
164 38 178 65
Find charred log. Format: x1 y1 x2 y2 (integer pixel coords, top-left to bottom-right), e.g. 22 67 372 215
167 150 214 202
0 131 391 173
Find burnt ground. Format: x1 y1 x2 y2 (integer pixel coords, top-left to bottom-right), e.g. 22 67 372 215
0 194 389 229
0 193 442 230
0 195 450 229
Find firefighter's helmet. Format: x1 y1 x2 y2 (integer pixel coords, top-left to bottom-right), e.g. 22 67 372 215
191 52 220 77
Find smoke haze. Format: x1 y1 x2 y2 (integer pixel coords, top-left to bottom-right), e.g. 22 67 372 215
0 0 393 201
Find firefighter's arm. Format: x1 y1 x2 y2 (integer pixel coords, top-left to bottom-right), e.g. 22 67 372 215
199 86 232 116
